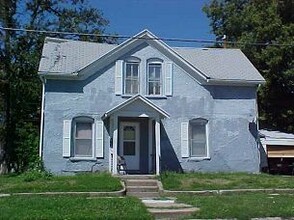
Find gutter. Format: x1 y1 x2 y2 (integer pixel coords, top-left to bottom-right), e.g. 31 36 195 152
206 78 266 86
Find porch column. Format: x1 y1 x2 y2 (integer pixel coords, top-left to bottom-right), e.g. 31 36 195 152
155 118 161 175
148 119 153 173
112 115 118 174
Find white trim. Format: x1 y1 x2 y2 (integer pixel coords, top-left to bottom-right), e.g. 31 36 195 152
164 61 173 96
181 122 189 158
155 119 161 175
115 60 123 95
39 80 45 158
95 120 104 158
109 117 114 173
62 120 71 157
112 115 118 174
206 122 210 158
206 78 265 86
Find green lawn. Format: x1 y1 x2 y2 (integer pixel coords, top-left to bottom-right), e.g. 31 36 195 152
177 193 294 219
161 172 294 190
0 172 122 193
0 195 153 220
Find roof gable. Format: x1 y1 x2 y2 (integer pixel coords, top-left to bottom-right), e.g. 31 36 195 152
77 29 208 83
102 94 170 119
38 29 265 85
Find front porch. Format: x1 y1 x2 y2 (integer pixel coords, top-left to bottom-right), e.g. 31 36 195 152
102 95 169 175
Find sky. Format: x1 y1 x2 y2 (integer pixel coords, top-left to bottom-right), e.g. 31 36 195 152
90 0 215 47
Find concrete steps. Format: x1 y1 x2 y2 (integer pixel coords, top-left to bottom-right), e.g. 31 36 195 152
148 207 199 219
121 175 160 198
142 198 199 219
127 179 158 186
119 175 199 219
127 191 160 198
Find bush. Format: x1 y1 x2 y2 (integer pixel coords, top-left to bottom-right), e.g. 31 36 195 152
20 169 52 182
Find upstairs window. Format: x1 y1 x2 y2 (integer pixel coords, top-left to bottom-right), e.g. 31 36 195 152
123 57 140 95
147 59 163 95
124 62 139 94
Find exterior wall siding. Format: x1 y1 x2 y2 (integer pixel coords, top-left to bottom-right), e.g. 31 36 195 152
42 43 260 174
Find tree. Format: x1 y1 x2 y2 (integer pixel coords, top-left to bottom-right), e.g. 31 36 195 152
203 0 294 133
0 0 112 172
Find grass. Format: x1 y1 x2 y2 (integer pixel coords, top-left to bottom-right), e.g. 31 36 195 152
0 172 122 193
161 172 294 190
0 195 153 220
177 193 294 219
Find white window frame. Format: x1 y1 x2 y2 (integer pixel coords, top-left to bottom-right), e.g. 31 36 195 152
73 117 95 159
123 57 140 95
147 59 163 96
189 119 209 159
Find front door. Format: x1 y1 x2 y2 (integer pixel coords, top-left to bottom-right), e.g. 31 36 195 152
119 122 140 171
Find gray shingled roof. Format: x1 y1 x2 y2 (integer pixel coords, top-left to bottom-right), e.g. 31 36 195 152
38 36 265 83
38 37 116 74
173 47 264 81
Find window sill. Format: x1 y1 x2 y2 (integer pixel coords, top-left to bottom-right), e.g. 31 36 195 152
121 94 133 98
145 95 167 99
120 94 169 99
69 157 97 162
187 157 211 162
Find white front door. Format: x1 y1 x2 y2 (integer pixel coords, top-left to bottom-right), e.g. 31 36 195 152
119 122 140 171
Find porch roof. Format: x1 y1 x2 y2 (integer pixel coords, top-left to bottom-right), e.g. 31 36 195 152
102 94 170 119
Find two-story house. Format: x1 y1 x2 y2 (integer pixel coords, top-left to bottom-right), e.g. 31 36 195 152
38 30 265 175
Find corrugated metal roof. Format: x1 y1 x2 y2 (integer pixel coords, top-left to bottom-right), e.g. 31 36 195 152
260 129 294 140
38 35 265 83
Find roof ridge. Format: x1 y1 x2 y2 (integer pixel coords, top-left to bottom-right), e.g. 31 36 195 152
44 37 118 46
173 46 241 50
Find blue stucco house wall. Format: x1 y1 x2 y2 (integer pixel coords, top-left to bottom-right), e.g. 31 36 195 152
38 30 265 174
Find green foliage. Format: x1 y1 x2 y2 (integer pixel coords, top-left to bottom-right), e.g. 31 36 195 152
178 193 294 219
19 169 52 182
0 195 153 220
203 0 294 133
14 122 40 172
0 0 112 172
161 172 294 190
0 172 122 193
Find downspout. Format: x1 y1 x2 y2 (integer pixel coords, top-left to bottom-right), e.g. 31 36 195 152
39 76 46 158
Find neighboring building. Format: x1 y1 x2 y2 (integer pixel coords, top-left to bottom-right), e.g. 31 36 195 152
260 129 294 174
38 30 265 175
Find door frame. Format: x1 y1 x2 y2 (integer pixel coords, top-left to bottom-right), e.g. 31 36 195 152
119 121 140 172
